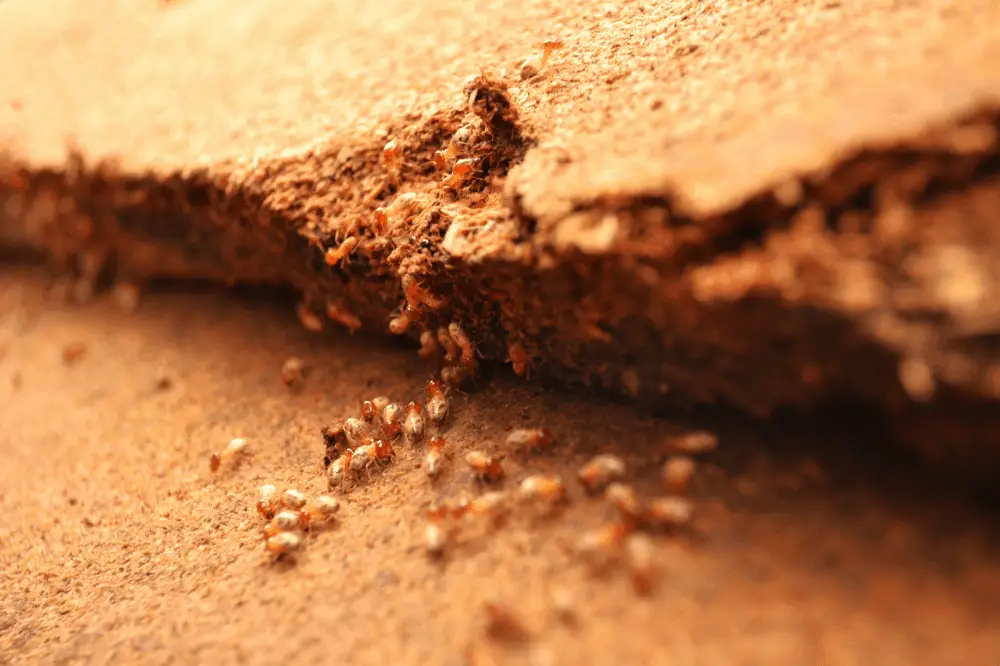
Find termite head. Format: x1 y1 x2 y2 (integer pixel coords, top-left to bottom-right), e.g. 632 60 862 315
374 438 395 461
381 402 404 439
426 378 445 398
382 138 400 165
388 311 412 335
402 401 426 445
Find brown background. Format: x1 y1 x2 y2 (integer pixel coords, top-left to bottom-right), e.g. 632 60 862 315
2 0 1000 662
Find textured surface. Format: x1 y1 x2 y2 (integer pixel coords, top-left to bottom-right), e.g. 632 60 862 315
1 0 1000 505
2 267 999 665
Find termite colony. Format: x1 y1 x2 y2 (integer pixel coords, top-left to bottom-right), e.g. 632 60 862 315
321 378 454 492
417 421 719 597
569 430 718 595
254 484 341 563
285 66 551 390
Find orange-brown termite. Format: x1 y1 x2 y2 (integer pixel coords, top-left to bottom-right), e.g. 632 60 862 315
388 308 415 335
518 474 567 504
265 531 302 561
256 484 279 520
210 437 250 472
299 495 340 529
325 300 362 334
465 491 508 519
663 431 719 455
280 357 307 390
402 401 426 445
375 191 432 235
381 402 404 440
643 496 694 530
328 449 354 489
465 451 505 484
432 147 455 172
577 454 626 493
383 138 402 186
373 207 390 235
418 330 440 359
343 417 369 447
296 303 324 333
280 489 307 510
447 322 477 372
424 520 448 557
519 37 565 80
442 158 476 190
350 442 379 480
437 327 461 364
324 236 360 267
425 435 447 478
505 428 555 456
402 275 447 311
361 399 379 424
662 455 696 495
575 521 631 567
605 483 644 524
373 438 396 465
423 500 453 556
433 124 473 171
625 532 655 595
425 378 450 424
264 509 302 537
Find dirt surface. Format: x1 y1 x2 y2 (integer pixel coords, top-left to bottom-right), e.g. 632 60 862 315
2 266 999 665
2 2 1000 661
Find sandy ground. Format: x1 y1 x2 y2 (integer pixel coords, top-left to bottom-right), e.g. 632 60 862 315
3 0 1000 662
2 264 999 665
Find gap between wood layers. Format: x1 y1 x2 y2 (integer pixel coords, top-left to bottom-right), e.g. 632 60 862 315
1 79 1000 481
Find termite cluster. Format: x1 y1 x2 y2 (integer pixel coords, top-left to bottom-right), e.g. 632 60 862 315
255 484 341 563
417 427 561 560
423 427 718 597
286 73 550 390
322 378 453 491
572 430 719 594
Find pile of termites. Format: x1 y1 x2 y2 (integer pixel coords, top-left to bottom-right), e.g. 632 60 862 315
254 486 340 562
291 65 546 387
208 437 341 561
317 373 718 595
215 40 717 592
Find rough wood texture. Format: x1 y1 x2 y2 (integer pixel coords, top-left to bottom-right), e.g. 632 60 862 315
2 0 1000 478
